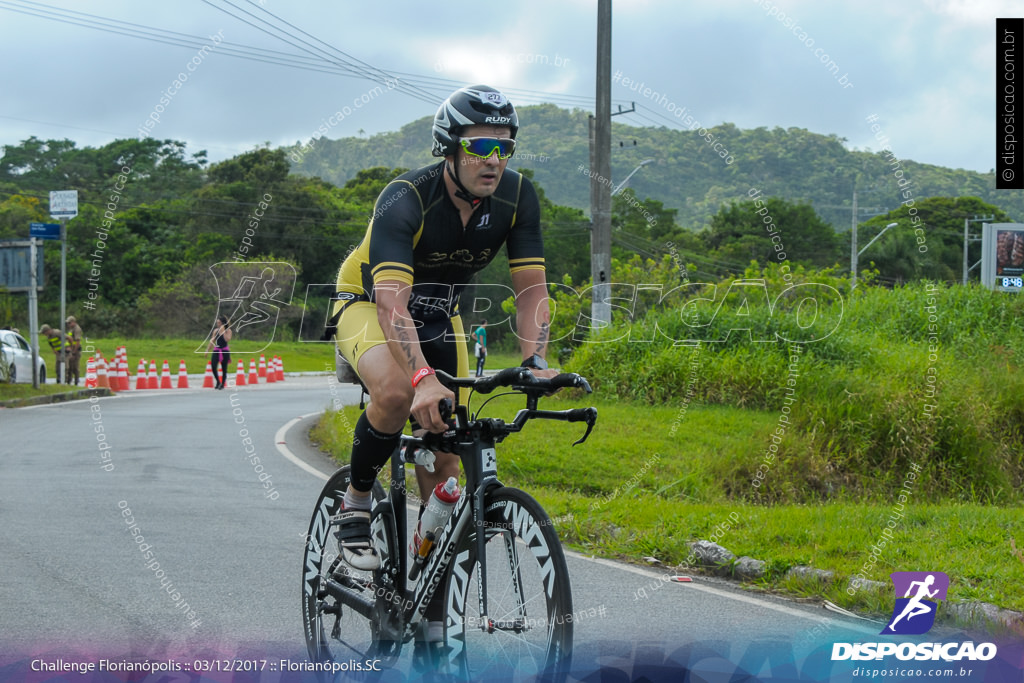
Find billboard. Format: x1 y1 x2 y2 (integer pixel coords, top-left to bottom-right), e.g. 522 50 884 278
981 223 1024 291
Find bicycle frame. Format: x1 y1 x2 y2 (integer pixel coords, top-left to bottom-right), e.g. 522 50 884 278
382 402 502 642
322 367 596 656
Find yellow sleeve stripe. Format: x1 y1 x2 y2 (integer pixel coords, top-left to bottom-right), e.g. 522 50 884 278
373 269 415 286
372 261 413 277
510 264 546 274
509 257 545 268
372 262 414 285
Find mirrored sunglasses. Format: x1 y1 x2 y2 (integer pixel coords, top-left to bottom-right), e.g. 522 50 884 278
460 137 516 159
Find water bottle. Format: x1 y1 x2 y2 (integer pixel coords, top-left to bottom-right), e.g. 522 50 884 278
409 477 460 580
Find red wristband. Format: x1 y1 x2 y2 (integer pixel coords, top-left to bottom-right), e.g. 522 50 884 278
411 366 435 388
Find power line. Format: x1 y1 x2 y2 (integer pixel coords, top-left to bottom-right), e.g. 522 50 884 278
198 0 437 106
0 0 636 116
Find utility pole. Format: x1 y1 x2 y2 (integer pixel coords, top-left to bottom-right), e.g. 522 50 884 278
963 217 968 285
850 190 859 290
590 0 612 329
29 238 40 388
59 216 67 383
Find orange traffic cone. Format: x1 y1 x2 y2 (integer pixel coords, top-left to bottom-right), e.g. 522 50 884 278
118 348 130 391
234 360 247 387
276 356 285 382
266 356 276 383
135 359 147 390
96 357 111 390
110 348 119 390
202 361 215 388
258 354 267 378
248 359 259 384
147 360 158 389
176 360 190 388
159 360 173 389
84 357 97 389
111 347 120 390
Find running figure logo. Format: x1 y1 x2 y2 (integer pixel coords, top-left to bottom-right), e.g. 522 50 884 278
882 571 949 635
198 262 297 354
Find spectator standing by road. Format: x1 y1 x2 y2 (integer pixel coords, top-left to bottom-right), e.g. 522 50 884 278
206 315 232 390
65 316 83 385
39 324 67 383
471 319 488 377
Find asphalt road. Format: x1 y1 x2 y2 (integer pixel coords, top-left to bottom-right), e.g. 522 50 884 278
1 375 984 681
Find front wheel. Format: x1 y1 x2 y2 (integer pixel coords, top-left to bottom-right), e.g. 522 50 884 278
444 487 573 680
301 466 399 666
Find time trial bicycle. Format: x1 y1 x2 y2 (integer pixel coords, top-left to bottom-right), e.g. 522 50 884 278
301 366 597 679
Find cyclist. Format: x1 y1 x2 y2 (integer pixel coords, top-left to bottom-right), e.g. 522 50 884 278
327 85 557 636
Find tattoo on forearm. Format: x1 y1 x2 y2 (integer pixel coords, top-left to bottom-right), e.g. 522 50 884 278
393 324 419 371
535 321 549 356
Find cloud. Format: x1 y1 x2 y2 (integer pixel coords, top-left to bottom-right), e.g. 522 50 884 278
922 0 1021 23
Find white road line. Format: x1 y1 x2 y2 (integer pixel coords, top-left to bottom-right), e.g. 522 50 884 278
274 411 330 481
565 549 879 634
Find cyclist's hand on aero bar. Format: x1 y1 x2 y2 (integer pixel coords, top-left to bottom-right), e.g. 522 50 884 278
520 367 561 395
411 374 455 433
526 368 560 381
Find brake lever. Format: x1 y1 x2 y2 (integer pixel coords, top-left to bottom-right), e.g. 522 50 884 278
572 407 598 446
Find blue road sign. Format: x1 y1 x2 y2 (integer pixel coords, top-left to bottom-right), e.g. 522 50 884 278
29 222 61 240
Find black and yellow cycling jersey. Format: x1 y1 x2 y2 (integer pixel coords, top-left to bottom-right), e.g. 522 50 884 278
334 161 544 323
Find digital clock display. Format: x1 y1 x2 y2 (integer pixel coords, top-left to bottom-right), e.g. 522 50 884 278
1001 277 1023 289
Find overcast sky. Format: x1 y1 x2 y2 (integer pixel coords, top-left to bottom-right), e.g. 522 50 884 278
0 0 1017 175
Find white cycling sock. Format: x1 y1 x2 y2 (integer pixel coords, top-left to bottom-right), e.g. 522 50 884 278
344 489 372 511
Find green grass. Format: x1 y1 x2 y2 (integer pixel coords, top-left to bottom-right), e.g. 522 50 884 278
0 382 79 400
537 494 1024 619
312 393 1024 624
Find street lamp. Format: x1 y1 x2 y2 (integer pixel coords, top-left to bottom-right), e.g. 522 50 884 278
852 222 898 290
612 159 654 196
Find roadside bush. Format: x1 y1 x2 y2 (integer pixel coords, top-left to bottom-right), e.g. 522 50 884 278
566 271 1024 505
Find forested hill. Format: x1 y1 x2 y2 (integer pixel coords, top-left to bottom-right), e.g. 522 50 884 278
287 103 1015 232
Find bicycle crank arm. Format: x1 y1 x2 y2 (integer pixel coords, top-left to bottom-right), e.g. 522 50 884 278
321 577 375 621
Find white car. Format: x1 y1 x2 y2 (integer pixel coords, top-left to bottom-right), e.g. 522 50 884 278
0 329 47 384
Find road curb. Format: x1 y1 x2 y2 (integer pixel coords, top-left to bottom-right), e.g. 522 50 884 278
0 387 114 408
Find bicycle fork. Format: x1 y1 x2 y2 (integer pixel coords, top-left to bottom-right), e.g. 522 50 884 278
397 435 508 639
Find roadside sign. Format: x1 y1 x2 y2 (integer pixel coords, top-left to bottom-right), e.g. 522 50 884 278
49 190 78 219
29 222 61 240
0 240 45 292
